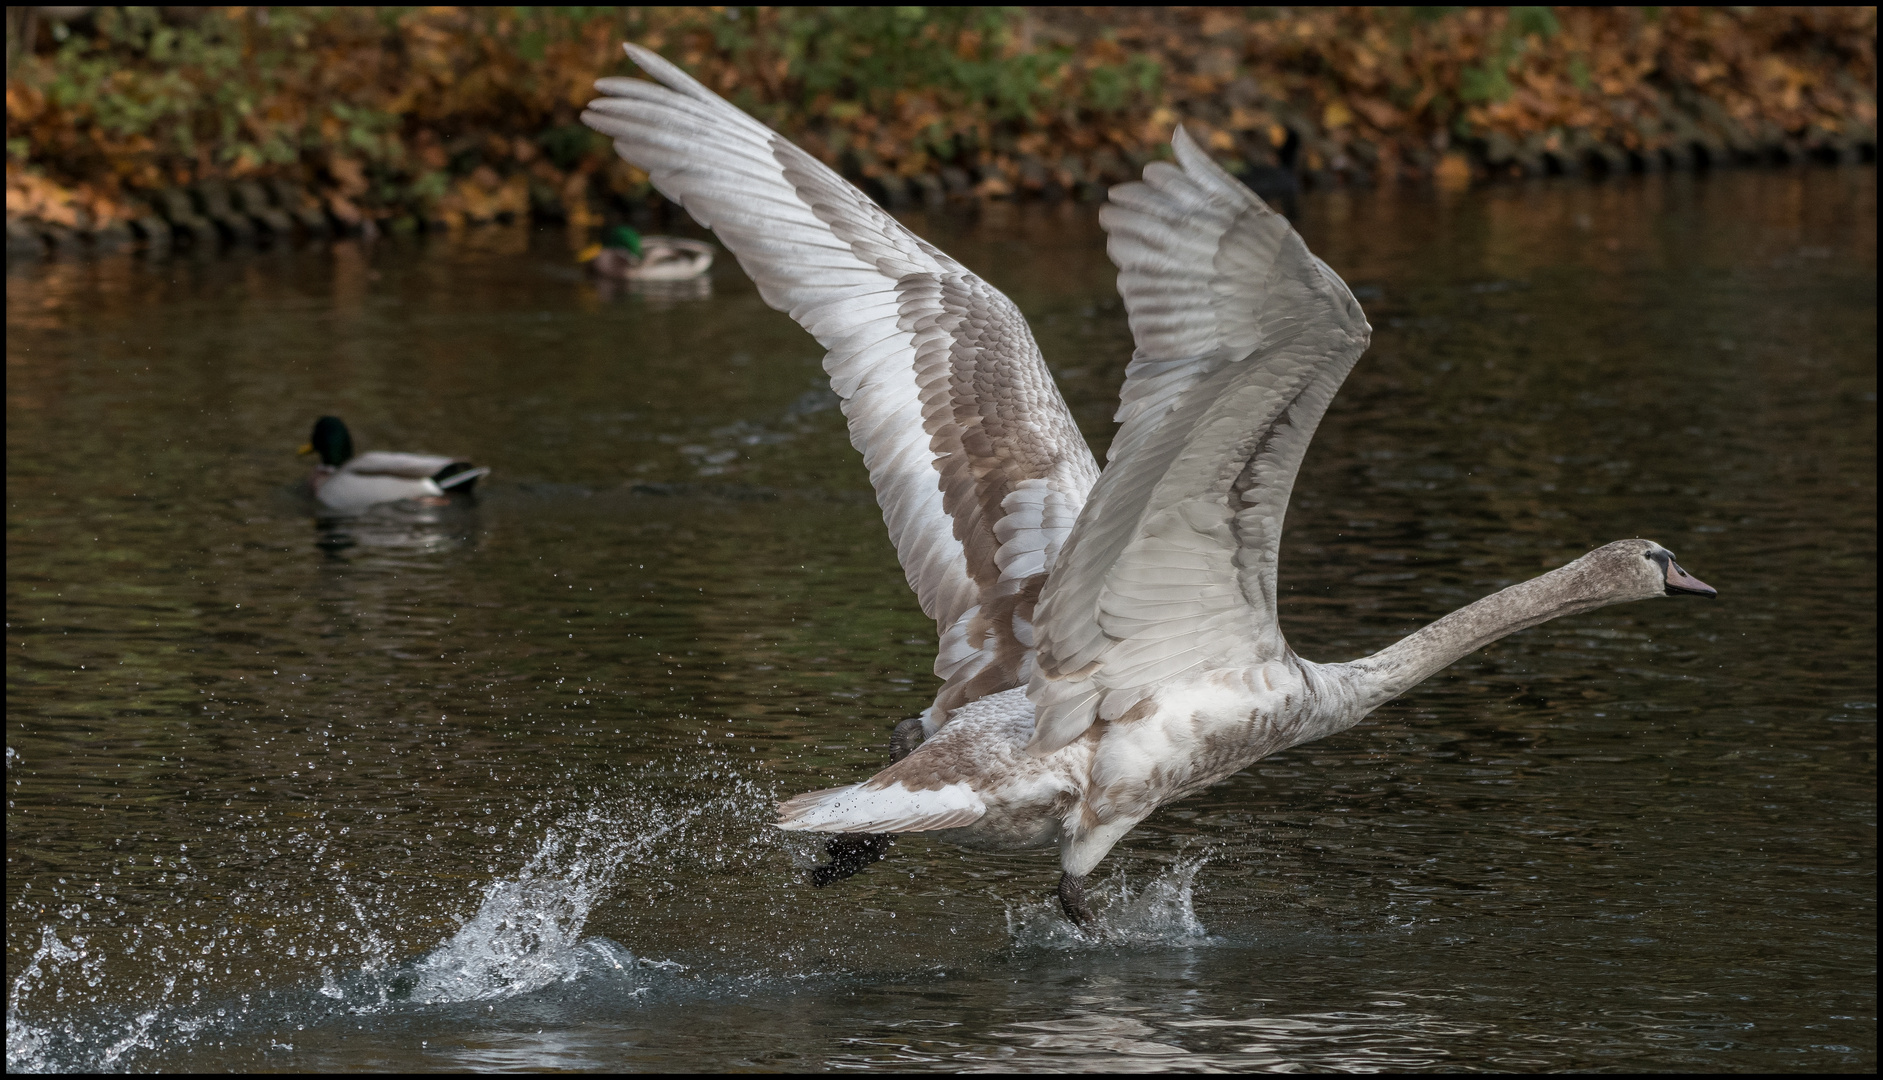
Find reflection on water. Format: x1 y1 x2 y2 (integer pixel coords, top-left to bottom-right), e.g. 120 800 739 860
7 168 1876 1072
314 499 481 555
589 273 714 305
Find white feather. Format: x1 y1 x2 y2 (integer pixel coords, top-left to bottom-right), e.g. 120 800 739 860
584 44 1099 730
777 781 986 834
1027 127 1371 756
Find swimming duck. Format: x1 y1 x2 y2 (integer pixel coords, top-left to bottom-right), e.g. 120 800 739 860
578 225 714 281
299 416 490 514
582 45 1718 926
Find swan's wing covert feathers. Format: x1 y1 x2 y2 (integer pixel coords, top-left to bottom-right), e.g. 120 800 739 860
583 45 1099 725
1027 128 1372 755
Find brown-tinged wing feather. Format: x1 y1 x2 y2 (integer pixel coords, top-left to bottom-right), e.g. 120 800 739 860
583 45 1098 726
1028 128 1371 754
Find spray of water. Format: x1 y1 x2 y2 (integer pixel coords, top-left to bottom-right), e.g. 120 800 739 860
5 929 83 1072
396 803 687 1004
1003 857 1215 949
5 797 705 1071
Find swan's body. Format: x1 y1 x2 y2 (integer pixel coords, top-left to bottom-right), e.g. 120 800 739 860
780 670 1333 875
582 46 1717 923
779 539 1709 890
301 416 489 515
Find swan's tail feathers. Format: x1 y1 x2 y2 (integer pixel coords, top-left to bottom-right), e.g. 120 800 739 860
434 464 491 491
776 780 985 834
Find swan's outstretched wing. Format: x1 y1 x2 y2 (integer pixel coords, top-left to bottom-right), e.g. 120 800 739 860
583 45 1098 724
1027 128 1371 754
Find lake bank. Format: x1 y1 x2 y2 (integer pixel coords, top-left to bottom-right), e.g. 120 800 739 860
6 6 1876 255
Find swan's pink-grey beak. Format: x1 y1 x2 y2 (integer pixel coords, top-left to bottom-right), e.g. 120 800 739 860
1664 560 1716 598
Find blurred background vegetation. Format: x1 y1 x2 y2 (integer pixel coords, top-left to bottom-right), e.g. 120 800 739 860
5 6 1876 241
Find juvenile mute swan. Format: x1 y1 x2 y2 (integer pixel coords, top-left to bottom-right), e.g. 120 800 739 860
581 45 1717 924
300 416 490 514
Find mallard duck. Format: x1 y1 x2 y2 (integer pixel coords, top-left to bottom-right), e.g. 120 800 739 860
299 416 490 514
582 44 1717 927
577 224 714 281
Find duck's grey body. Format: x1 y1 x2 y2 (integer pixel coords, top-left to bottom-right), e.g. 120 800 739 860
312 451 480 513
303 417 489 515
581 45 1717 925
590 236 714 281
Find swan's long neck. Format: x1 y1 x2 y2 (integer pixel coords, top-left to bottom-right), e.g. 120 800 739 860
1343 557 1624 711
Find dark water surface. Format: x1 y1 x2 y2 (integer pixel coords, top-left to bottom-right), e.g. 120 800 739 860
7 169 1875 1072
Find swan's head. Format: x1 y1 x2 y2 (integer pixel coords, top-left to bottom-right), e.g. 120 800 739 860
1588 539 1717 601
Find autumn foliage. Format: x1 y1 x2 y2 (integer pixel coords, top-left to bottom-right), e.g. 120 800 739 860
5 6 1876 235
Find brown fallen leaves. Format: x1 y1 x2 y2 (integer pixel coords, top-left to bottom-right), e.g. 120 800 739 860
4 6 1876 236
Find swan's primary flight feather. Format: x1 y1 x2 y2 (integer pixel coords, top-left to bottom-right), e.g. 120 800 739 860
584 45 1098 729
1027 128 1371 754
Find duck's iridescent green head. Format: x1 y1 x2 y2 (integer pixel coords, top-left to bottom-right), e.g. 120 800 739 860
307 416 354 466
603 225 643 257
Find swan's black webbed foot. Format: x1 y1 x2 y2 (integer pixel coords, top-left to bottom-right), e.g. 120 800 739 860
809 833 896 887
806 719 918 888
1057 871 1096 926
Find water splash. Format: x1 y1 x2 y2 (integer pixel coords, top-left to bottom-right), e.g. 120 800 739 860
4 928 175 1074
1004 857 1214 948
5 929 83 1072
395 804 685 1004
4 799 701 1071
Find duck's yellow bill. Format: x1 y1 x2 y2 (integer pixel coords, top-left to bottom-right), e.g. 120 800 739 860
297 442 315 456
576 242 602 264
